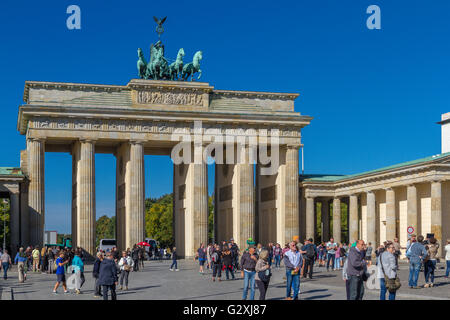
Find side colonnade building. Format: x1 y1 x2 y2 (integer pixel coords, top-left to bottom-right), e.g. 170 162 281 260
299 152 450 258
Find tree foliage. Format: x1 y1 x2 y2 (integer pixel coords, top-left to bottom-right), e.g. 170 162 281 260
96 215 116 247
0 199 10 248
145 194 173 248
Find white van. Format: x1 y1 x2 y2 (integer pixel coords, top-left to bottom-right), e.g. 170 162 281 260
99 239 116 252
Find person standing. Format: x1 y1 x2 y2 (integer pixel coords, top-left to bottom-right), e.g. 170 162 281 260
99 252 118 300
170 247 179 271
407 235 428 289
423 237 439 288
53 252 70 294
1 249 12 280
131 245 140 272
230 239 240 272
222 248 234 280
206 243 213 270
138 246 145 270
393 237 401 261
347 240 367 300
255 249 271 300
118 250 133 290
93 252 103 298
47 248 55 274
240 245 258 300
211 244 223 281
71 250 85 294
365 242 373 267
14 248 27 283
445 239 450 279
273 243 282 269
284 241 303 300
32 246 40 272
326 238 337 271
302 238 316 279
197 244 207 274
377 242 398 300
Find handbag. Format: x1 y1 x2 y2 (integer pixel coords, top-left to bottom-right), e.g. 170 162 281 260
380 253 401 293
258 269 271 283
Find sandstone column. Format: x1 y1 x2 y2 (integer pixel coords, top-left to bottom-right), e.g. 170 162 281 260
284 145 299 243
77 139 96 256
306 197 315 240
430 181 442 257
407 185 418 235
349 194 358 244
126 141 145 249
188 142 208 257
237 146 255 251
27 138 45 246
321 199 330 241
366 190 376 248
385 188 396 242
332 198 341 243
9 191 20 254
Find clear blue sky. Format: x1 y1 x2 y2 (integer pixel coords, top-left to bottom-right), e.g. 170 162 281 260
0 1 449 233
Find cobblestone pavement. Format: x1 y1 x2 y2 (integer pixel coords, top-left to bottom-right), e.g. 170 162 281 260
1 260 448 300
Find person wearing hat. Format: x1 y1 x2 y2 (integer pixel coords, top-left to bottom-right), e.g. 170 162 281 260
240 245 258 300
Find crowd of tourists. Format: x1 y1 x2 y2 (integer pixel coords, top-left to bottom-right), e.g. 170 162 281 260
1 234 449 301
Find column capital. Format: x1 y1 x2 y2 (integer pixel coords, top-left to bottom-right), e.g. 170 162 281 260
79 138 97 144
384 187 394 191
28 137 46 143
431 179 442 184
407 183 416 188
286 144 301 150
366 190 375 194
129 139 146 146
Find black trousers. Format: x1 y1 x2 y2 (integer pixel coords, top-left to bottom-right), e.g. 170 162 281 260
349 275 364 300
255 280 269 300
303 258 314 279
102 284 117 300
212 263 222 278
133 259 139 271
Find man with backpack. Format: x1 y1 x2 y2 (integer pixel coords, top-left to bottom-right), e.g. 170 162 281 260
302 238 317 279
211 244 223 281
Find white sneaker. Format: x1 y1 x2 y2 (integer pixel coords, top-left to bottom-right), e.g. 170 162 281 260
169 268 173 271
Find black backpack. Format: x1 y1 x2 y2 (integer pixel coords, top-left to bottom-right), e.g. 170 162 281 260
306 245 315 259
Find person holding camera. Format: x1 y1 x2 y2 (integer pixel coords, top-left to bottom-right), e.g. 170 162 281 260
118 250 133 290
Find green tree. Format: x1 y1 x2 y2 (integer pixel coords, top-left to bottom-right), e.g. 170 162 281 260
96 215 115 247
0 199 10 248
145 194 174 248
208 195 214 242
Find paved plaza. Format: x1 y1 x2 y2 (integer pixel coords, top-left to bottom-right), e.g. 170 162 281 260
1 259 448 300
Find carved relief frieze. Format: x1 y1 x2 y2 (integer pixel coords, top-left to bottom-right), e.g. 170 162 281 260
30 117 300 138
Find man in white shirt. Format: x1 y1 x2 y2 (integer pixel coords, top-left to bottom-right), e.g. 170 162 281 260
326 238 337 271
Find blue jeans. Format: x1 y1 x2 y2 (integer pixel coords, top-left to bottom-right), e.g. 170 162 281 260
379 278 396 300
446 260 450 277
242 270 256 300
326 253 335 270
335 257 341 269
285 270 300 299
2 262 9 279
274 255 281 268
170 260 178 269
408 260 421 287
424 260 436 283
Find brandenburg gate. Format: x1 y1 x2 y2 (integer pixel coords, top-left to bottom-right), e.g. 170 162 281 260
17 79 312 257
